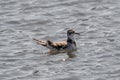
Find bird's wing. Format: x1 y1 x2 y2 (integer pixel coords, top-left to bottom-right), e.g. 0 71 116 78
33 38 67 50
52 41 67 47
50 41 67 50
33 38 47 46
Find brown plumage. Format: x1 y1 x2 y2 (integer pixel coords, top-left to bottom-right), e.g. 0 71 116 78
52 41 67 46
33 38 67 50
33 38 47 46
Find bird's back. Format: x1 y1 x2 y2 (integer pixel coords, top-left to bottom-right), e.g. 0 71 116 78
33 38 68 50
49 41 67 50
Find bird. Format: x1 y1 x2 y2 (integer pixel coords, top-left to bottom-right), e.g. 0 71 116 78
33 29 80 55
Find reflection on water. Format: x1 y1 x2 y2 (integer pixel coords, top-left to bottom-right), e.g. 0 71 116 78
42 49 77 61
0 0 120 80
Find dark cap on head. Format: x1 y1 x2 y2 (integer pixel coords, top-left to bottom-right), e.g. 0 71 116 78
67 29 75 35
67 29 80 35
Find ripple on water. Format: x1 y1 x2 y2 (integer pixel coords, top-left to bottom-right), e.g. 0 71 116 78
6 20 21 25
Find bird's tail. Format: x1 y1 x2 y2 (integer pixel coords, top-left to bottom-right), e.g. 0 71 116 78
33 38 47 46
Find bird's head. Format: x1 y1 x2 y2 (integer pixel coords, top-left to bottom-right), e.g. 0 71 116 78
67 29 80 39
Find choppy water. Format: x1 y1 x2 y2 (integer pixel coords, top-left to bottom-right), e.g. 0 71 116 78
0 0 120 80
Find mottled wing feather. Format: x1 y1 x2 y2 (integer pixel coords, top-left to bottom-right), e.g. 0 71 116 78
33 38 68 50
51 41 67 50
33 38 47 46
53 41 67 46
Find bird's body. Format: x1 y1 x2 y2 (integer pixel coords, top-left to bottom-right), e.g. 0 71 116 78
33 29 79 54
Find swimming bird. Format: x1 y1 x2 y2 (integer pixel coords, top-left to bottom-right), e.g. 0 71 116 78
33 29 80 55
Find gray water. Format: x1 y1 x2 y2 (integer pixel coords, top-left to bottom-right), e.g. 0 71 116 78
0 0 120 80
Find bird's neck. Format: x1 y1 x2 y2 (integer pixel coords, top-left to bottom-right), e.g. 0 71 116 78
67 36 76 45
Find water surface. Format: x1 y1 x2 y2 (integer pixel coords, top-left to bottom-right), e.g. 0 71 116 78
0 0 120 80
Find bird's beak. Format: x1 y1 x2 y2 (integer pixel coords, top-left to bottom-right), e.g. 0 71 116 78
75 32 80 35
